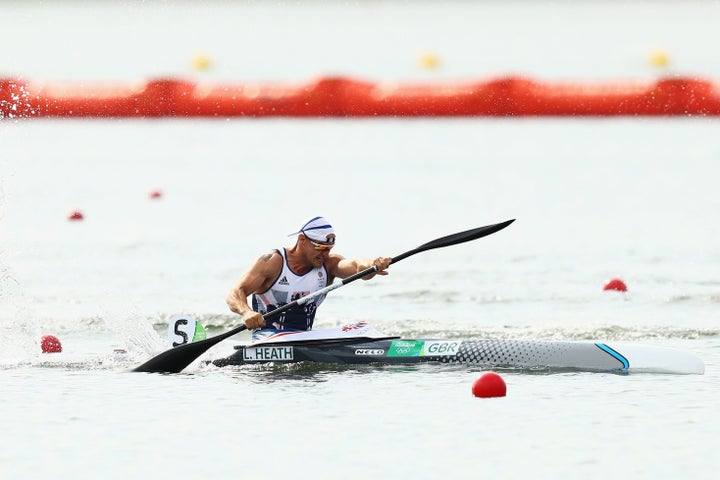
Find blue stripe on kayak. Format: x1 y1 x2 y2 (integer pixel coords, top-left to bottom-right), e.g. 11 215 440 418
595 343 630 369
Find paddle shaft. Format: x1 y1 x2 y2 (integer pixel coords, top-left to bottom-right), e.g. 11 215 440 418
133 219 515 373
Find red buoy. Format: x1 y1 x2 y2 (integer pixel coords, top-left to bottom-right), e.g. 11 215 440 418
149 190 163 199
603 278 628 292
40 335 62 353
67 210 84 221
472 372 507 398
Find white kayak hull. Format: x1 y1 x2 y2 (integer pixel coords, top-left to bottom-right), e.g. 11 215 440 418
212 323 705 375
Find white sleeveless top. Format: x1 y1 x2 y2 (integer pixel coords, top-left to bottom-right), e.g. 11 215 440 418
251 248 329 330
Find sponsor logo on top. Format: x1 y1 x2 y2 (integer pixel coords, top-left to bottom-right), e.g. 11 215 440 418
387 340 460 357
354 349 385 356
423 341 461 356
388 340 423 357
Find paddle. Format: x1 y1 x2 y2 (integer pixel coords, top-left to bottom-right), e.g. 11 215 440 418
133 218 515 373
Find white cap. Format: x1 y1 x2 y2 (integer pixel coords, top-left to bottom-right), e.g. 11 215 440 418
289 216 335 244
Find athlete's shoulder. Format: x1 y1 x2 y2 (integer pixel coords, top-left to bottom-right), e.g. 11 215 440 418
256 249 282 262
253 249 283 273
324 253 347 275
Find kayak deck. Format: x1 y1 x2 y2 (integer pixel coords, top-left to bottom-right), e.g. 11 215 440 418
211 336 705 374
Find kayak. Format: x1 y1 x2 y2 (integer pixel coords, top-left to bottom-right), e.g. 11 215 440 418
134 221 517 374
211 322 705 375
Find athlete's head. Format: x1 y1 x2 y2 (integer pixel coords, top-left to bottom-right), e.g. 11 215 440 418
289 216 336 246
290 216 335 267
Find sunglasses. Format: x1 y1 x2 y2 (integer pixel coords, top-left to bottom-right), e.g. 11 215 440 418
307 238 334 251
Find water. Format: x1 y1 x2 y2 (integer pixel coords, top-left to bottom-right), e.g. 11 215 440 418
2 2 720 479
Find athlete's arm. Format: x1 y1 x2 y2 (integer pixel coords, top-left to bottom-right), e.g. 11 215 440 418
226 251 282 329
327 254 391 281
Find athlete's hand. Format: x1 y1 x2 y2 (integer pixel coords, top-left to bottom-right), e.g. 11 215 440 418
243 311 265 330
373 256 392 276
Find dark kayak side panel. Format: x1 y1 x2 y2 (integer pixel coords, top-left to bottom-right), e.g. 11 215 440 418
212 338 627 372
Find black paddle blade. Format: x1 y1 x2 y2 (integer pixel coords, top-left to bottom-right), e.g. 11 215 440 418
133 326 245 373
133 340 216 373
391 219 515 264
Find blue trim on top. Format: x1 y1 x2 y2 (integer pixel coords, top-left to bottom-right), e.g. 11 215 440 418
301 216 322 228
302 217 332 233
303 224 332 232
595 343 630 369
289 216 333 236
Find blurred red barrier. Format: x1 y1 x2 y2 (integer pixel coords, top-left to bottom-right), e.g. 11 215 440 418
2 76 720 118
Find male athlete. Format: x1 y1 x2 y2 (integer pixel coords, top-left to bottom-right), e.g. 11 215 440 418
227 216 391 340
